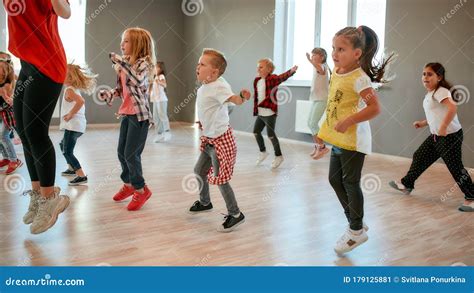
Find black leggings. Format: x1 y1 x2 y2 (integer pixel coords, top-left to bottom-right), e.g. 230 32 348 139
14 61 63 187
328 147 366 231
401 129 473 200
253 115 282 156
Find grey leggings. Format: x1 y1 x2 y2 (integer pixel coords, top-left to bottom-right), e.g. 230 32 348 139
194 144 240 216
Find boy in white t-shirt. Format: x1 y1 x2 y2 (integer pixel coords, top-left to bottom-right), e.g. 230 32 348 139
188 48 251 232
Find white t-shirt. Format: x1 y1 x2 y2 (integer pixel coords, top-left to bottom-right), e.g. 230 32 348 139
60 87 86 133
257 78 275 116
309 63 329 101
423 86 461 135
150 74 168 102
197 77 233 138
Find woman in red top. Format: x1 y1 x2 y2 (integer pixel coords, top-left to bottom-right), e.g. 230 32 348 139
3 0 71 234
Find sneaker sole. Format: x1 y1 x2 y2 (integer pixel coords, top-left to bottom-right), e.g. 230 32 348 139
127 193 152 211
217 218 245 233
388 181 412 195
113 193 134 202
334 235 369 256
68 180 88 186
187 208 213 215
31 196 70 235
5 161 24 175
271 161 284 169
458 205 474 212
61 173 76 177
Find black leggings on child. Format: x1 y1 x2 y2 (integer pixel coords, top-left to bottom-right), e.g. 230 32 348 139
401 129 474 199
253 114 282 156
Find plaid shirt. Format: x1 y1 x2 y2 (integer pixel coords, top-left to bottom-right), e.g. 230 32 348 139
100 57 153 122
199 127 237 185
0 106 15 130
253 69 295 116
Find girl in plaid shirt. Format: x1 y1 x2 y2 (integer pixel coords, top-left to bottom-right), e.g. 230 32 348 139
99 27 156 211
253 58 297 169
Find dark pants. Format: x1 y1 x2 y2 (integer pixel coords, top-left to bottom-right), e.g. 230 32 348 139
401 129 473 200
194 144 240 216
14 61 63 187
118 115 149 190
60 130 83 171
329 147 366 231
253 114 282 156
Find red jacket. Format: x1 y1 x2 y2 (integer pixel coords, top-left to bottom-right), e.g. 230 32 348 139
253 69 295 116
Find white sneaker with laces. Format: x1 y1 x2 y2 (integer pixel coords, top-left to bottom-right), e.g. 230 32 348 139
256 152 269 165
334 228 368 255
30 187 70 234
271 156 284 169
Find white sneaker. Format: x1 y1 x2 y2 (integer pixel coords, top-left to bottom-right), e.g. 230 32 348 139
154 134 164 143
256 152 269 165
334 228 368 255
30 187 70 234
271 156 284 169
163 132 172 142
23 190 41 224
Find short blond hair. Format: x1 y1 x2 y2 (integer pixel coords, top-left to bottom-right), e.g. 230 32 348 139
258 58 275 74
202 48 227 76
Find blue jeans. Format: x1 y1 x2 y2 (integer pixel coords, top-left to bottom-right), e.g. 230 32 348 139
118 115 149 189
59 130 83 171
153 101 170 134
0 119 17 161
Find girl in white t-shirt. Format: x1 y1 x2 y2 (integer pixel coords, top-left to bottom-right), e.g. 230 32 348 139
59 64 97 186
151 61 171 143
306 48 330 160
390 62 474 212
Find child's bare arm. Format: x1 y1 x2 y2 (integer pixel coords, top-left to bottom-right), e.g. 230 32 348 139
335 88 381 133
438 98 457 136
63 89 85 121
227 89 251 105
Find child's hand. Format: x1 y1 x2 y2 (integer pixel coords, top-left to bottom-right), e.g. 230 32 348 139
413 121 426 129
63 113 73 122
290 65 298 73
109 52 122 63
334 118 352 133
306 53 312 63
240 89 251 100
4 96 13 106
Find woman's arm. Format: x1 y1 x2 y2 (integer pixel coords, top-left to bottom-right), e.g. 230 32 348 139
51 0 71 19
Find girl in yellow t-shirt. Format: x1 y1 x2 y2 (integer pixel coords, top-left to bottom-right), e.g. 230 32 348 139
317 26 394 256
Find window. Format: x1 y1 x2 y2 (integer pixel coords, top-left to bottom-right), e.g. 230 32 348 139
274 0 387 85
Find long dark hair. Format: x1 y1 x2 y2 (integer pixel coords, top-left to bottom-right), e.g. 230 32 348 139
424 62 458 102
156 61 166 76
335 26 395 83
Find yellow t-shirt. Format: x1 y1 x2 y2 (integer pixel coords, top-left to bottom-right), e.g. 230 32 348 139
318 67 373 154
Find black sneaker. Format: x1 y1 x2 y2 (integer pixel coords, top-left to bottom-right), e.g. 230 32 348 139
188 200 213 214
69 176 88 186
61 169 76 176
217 212 245 232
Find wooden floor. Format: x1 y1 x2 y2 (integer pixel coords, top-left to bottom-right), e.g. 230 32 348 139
0 122 472 266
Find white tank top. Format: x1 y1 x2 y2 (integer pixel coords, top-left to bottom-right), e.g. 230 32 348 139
60 87 86 133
